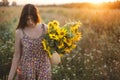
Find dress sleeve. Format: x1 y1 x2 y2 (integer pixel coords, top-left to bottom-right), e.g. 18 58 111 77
42 23 48 33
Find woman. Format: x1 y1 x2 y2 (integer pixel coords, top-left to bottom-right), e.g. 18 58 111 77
8 4 51 80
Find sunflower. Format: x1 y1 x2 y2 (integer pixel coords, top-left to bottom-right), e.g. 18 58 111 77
58 41 64 49
48 20 60 31
63 37 72 46
46 47 52 57
42 39 47 50
42 20 82 57
64 47 71 53
53 20 60 27
48 22 54 29
71 44 76 49
57 28 67 39
49 33 59 40
73 32 82 41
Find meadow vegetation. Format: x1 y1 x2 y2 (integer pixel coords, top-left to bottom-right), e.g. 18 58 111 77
0 6 120 80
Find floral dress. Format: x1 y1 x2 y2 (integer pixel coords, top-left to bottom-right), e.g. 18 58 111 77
17 24 51 80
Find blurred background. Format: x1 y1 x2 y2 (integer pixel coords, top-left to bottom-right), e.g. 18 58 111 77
0 0 120 80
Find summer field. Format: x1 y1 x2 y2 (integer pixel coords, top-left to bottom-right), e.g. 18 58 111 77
0 6 120 80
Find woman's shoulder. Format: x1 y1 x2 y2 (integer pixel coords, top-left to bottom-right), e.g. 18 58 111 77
16 29 23 34
38 23 48 30
37 23 48 27
15 29 23 39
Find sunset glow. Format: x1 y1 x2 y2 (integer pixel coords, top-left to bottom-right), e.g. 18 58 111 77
4 0 115 5
81 0 114 4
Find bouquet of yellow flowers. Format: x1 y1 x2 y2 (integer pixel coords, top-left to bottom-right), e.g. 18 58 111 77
42 20 82 57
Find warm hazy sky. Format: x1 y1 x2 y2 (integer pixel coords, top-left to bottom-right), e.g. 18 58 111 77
1 0 115 5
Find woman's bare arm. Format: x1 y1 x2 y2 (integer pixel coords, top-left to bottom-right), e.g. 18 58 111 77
8 29 22 80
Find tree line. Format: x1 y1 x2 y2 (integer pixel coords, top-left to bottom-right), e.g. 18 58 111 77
0 0 16 6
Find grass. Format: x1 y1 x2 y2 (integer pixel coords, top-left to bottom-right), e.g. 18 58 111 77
0 6 120 80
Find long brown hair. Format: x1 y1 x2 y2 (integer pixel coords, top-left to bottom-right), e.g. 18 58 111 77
17 4 41 29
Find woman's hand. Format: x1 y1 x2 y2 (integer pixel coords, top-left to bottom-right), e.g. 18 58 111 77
51 51 61 65
8 75 13 80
